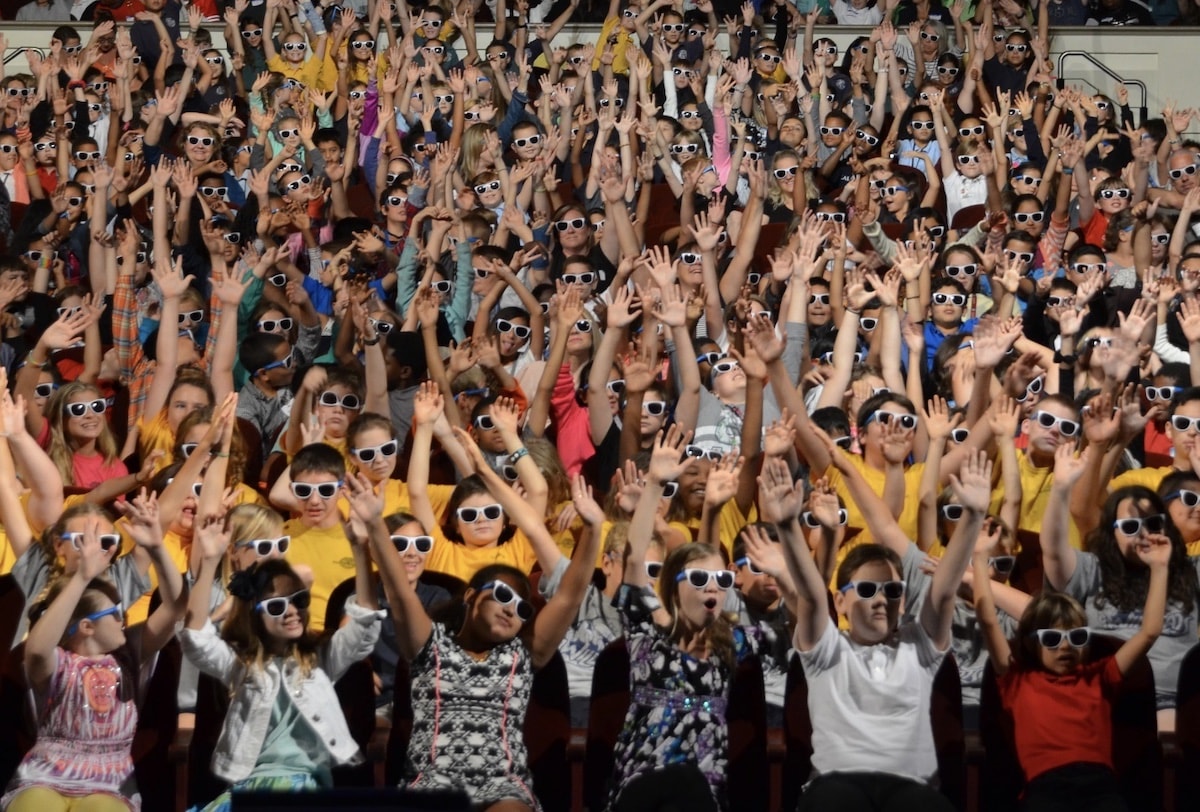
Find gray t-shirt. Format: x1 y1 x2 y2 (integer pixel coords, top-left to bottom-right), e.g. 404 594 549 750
903 542 1016 707
1063 550 1200 708
11 547 151 643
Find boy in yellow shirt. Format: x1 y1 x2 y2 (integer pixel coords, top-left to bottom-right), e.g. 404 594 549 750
263 0 336 91
280 443 354 632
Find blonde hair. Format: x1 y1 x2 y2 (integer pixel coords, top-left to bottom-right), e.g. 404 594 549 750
47 382 118 487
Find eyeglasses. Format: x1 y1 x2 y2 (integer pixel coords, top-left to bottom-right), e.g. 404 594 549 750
1169 164 1198 180
282 42 307 52
555 218 586 231
1004 250 1034 264
1171 415 1200 433
1032 411 1080 436
368 318 394 336
938 66 959 76
562 272 595 286
684 445 723 462
573 319 593 333
65 399 107 417
734 556 763 575
910 120 936 131
661 481 679 499
257 318 294 333
1144 386 1181 402
676 568 735 589
696 352 724 366
1033 627 1090 648
291 481 342 499
711 360 740 379
988 555 1016 576
62 531 121 552
773 166 799 179
933 292 967 306
598 98 624 108
854 129 879 146
1099 188 1131 199
236 536 291 557
431 280 453 294
473 414 498 431
479 580 533 621
512 134 541 148
471 179 501 196
457 504 503 523
1072 263 1105 274
957 154 981 166
670 143 700 155
73 150 101 161
865 410 918 430
178 310 204 324
801 509 847 527
819 126 844 136
352 440 398 462
883 186 907 197
318 392 361 409
496 319 532 339
423 45 445 55
351 39 376 50
34 382 57 398
1086 336 1114 350
242 27 263 38
860 317 879 331
1164 489 1200 508
35 141 55 151
645 561 663 579
1013 174 1042 186
66 603 124 636
642 401 668 416
1013 211 1044 224
756 52 782 63
820 351 865 364
185 135 215 147
1152 233 1171 245
1046 295 1074 307
278 163 302 174
809 293 832 305
268 273 288 287
815 212 846 224
945 263 978 278
680 111 701 120
391 534 434 555
285 175 313 191
839 580 905 600
920 31 940 41
950 427 970 444
257 589 311 617
1016 376 1045 403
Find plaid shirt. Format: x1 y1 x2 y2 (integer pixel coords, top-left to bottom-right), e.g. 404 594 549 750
113 271 225 438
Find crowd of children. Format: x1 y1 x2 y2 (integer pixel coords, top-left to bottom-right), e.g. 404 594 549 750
0 0 1194 809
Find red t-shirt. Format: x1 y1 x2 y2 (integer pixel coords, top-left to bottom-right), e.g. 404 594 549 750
998 655 1123 783
72 451 128 491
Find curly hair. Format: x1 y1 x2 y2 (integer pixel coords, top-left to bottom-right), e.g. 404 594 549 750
1085 486 1197 615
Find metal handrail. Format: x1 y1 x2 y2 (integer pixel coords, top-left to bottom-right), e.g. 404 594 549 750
1056 50 1149 123
2 48 41 65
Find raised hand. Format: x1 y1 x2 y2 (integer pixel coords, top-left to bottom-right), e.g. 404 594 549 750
412 380 444 427
703 452 744 508
647 424 692 485
757 456 804 524
948 451 993 514
921 395 961 442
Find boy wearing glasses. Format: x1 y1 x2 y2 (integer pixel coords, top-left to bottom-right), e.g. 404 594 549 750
776 450 992 811
279 443 353 633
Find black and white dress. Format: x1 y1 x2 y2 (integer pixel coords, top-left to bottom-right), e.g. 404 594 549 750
402 623 539 808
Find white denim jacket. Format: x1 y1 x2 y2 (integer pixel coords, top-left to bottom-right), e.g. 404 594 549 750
179 598 384 783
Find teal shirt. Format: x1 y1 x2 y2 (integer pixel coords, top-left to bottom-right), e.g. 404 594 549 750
247 676 332 783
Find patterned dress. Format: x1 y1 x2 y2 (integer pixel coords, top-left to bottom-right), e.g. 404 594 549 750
607 585 761 811
3 649 140 810
403 623 539 809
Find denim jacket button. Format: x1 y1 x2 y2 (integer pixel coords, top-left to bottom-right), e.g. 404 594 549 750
313 714 321 722
329 739 337 747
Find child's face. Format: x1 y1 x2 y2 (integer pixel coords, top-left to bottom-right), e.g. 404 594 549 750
1097 185 1132 215
258 574 309 641
679 104 702 132
455 492 505 548
931 285 966 326
293 469 343 526
1036 624 1087 675
496 314 531 357
820 118 844 148
957 152 984 179
282 35 307 64
1013 201 1045 238
835 559 904 644
314 383 361 438
673 552 729 631
392 519 430 585
910 113 934 143
350 425 398 483
474 177 503 208
56 514 118 575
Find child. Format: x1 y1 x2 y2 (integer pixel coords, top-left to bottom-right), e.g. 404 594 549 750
973 510 1170 809
3 517 185 811
351 445 600 809
179 503 381 810
777 448 993 810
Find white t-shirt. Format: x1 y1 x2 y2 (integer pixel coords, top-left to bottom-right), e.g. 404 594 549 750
798 618 947 783
944 172 988 224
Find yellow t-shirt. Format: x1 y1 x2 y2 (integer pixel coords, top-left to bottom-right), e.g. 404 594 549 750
284 519 356 634
424 528 537 584
679 500 758 558
590 17 633 75
822 450 926 543
137 410 176 474
267 53 337 92
126 528 189 626
989 450 1082 549
1109 465 1172 493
